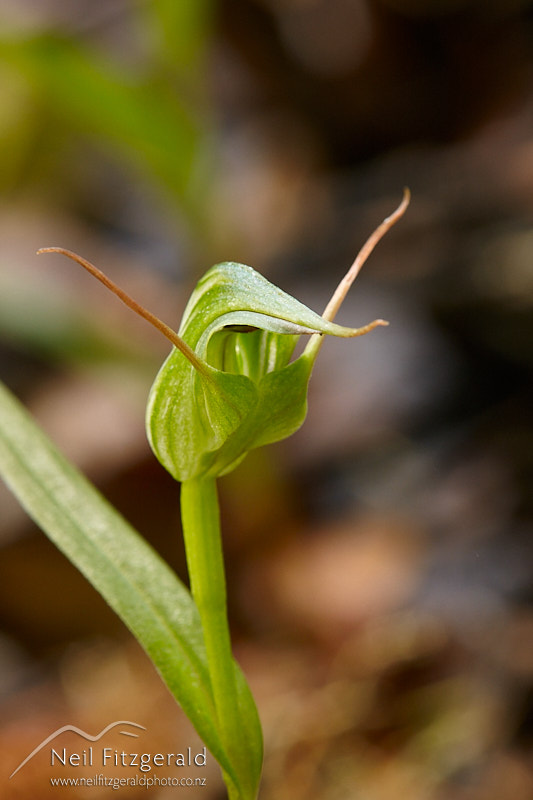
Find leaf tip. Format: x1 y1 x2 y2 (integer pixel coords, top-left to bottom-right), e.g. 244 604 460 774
349 317 389 337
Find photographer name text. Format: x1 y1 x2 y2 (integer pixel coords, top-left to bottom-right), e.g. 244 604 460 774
50 746 207 772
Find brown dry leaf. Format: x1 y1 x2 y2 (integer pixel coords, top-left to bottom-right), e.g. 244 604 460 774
250 514 424 640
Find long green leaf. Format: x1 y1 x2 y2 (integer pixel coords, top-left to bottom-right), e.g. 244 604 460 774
0 381 244 790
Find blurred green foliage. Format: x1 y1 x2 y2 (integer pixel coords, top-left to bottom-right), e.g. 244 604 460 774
0 0 215 223
0 0 217 376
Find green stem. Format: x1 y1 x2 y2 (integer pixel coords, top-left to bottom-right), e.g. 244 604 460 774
180 477 242 799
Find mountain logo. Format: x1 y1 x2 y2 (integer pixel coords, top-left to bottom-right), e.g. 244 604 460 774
9 721 146 779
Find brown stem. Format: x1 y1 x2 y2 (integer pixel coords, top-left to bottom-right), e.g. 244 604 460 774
304 189 410 359
321 188 410 323
37 247 210 377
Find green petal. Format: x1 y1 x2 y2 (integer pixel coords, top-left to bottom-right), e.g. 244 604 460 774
147 262 373 481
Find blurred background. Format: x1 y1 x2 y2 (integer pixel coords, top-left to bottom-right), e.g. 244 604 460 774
1 1 533 798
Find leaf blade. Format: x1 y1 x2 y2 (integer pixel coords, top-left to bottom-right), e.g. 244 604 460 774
0 381 241 787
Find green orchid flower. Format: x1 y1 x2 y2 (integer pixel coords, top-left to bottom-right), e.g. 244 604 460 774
39 190 409 484
29 189 409 800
